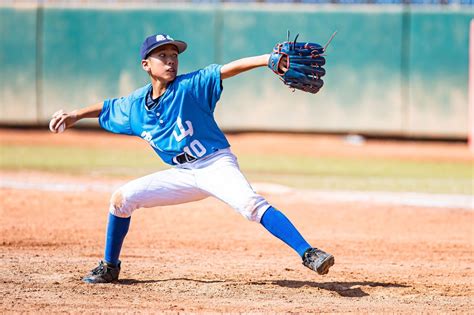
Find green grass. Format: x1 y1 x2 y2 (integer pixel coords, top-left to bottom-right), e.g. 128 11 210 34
237 155 473 194
1 144 472 194
0 145 167 176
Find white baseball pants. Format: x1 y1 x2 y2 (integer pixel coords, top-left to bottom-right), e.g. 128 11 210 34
109 148 271 222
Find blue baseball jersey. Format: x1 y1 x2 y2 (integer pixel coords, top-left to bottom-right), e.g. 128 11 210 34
99 64 230 165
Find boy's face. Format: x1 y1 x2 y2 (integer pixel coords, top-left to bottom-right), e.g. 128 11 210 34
142 44 179 83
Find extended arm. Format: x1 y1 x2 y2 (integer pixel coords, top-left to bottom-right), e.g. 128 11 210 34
220 54 270 80
49 101 103 133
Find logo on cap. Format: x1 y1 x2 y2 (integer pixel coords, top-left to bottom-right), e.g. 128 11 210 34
156 34 174 42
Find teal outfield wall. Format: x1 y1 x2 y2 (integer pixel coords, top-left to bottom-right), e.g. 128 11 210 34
0 7 38 123
407 10 472 137
0 5 472 138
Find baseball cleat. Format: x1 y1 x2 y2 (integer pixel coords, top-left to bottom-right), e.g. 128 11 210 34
82 260 121 284
302 248 335 275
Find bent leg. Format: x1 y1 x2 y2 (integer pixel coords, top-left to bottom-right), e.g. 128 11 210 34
104 213 131 266
104 168 209 265
110 167 209 218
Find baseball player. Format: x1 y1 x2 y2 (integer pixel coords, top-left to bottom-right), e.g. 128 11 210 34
49 33 334 283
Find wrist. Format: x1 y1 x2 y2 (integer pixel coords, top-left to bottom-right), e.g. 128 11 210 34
71 109 80 122
262 54 270 66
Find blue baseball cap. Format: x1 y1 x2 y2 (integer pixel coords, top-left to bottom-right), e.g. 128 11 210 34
140 33 187 60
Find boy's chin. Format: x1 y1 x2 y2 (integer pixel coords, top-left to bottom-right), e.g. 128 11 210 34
164 72 177 81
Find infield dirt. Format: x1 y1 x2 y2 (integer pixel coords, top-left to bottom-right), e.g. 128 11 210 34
1 130 473 313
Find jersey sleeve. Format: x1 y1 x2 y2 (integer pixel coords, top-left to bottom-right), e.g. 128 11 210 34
191 64 223 112
98 96 134 135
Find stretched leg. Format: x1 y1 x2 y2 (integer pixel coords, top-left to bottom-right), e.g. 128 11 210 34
260 207 334 275
260 206 311 257
194 150 334 275
83 167 209 283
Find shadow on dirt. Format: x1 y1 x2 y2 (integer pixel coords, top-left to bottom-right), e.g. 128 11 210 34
119 278 227 285
272 280 410 297
119 278 409 298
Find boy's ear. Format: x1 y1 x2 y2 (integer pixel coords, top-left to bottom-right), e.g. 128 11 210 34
141 59 150 72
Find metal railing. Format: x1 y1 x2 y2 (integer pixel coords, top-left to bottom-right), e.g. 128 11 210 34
3 0 473 5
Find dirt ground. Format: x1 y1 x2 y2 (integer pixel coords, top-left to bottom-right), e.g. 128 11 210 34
1 129 473 313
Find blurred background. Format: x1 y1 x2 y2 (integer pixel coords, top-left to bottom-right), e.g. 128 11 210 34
0 0 473 139
1 4 473 314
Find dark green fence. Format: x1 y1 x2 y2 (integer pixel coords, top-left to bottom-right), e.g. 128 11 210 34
0 4 472 138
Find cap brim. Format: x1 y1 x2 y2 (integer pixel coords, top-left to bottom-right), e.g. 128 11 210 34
143 40 187 59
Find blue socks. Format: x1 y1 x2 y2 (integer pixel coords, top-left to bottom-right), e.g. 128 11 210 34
103 207 310 265
104 213 131 266
260 206 312 258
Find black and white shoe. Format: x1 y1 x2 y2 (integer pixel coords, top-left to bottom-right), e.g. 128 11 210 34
82 260 121 284
302 248 334 275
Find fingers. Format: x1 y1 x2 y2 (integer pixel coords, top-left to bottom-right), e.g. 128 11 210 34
49 117 63 133
56 116 68 131
278 55 289 74
52 109 64 119
49 109 67 133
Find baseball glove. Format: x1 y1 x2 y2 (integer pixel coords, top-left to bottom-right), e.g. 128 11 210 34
268 31 335 94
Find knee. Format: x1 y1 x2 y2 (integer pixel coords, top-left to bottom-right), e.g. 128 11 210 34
109 189 136 218
239 195 270 222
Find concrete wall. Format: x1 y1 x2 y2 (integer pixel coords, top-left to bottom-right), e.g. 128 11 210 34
406 8 472 137
0 7 38 123
0 4 472 138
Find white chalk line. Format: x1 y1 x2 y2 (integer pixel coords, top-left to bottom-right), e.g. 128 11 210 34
1 179 472 211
